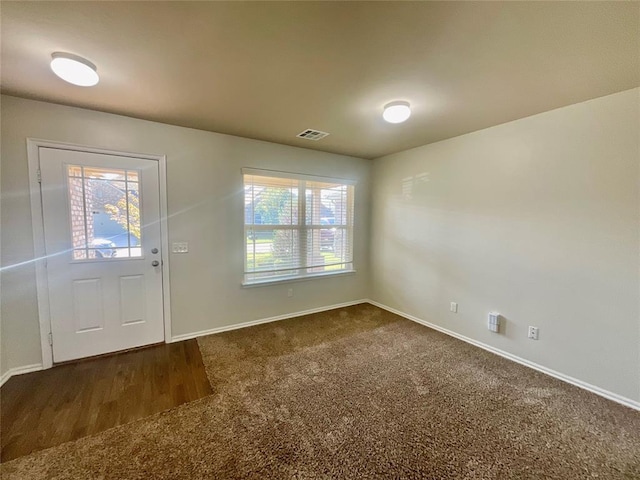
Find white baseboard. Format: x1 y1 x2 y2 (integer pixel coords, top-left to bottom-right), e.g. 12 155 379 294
366 299 640 412
0 363 43 388
2 301 369 384
171 299 369 343
5 300 637 412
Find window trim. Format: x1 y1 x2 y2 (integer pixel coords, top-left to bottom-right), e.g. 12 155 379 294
242 168 356 286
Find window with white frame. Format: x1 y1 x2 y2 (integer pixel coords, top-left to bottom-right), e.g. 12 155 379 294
243 168 355 284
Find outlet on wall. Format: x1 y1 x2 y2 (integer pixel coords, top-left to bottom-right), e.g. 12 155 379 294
528 326 539 340
287 288 294 298
488 312 500 333
450 302 458 313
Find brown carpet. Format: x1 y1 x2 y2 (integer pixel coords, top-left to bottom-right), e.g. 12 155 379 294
1 304 638 479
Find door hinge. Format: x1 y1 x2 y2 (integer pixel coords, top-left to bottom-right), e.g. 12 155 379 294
37 169 42 183
48 332 53 346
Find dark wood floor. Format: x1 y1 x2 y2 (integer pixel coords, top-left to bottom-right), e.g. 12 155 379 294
0 339 212 463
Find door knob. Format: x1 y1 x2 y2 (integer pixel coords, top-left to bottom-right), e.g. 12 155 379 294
151 260 160 267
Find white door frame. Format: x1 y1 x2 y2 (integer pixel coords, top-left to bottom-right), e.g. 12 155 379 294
26 138 172 369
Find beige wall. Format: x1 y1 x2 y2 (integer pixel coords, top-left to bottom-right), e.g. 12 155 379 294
371 88 640 402
0 95 371 375
3 89 638 405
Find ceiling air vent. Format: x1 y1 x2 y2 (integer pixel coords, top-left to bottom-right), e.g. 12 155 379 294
296 129 330 141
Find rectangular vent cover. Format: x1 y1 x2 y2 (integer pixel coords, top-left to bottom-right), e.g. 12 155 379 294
296 129 330 141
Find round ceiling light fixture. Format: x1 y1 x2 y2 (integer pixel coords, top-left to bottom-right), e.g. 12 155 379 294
383 101 411 124
50 52 99 87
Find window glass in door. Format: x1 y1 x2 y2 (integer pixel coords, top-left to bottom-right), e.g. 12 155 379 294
67 165 142 260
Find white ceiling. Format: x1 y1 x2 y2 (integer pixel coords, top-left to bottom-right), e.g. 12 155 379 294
1 1 638 159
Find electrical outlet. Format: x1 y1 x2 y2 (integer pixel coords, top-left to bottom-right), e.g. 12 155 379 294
450 302 458 313
528 326 539 340
287 288 294 298
488 312 500 333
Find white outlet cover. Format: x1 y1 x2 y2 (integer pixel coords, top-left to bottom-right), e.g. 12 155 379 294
488 312 500 333
450 302 458 313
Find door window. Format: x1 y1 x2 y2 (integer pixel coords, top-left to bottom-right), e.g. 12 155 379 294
67 165 142 259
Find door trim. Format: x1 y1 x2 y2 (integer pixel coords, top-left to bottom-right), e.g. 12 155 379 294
26 138 172 369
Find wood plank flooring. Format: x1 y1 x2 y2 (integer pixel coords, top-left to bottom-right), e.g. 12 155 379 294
0 339 212 463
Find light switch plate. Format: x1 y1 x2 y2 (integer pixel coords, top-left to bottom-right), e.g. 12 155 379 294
172 242 189 253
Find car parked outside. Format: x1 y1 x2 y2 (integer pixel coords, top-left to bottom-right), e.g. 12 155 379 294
90 238 117 258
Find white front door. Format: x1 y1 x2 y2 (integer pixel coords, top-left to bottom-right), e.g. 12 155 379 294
39 147 165 363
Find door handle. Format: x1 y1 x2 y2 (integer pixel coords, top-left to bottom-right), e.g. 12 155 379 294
151 260 160 267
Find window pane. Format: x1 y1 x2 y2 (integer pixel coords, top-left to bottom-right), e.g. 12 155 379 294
306 228 338 253
125 181 142 249
243 170 354 283
306 184 348 226
83 166 127 181
245 228 300 280
68 176 89 250
306 227 352 273
73 249 87 260
67 165 142 260
245 175 298 226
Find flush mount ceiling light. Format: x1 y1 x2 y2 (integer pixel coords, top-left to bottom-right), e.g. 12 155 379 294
383 101 411 124
50 52 99 87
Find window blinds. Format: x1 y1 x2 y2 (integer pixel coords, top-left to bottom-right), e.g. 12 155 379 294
243 169 355 284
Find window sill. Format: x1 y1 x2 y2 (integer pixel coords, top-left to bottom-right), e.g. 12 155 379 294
242 269 356 288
